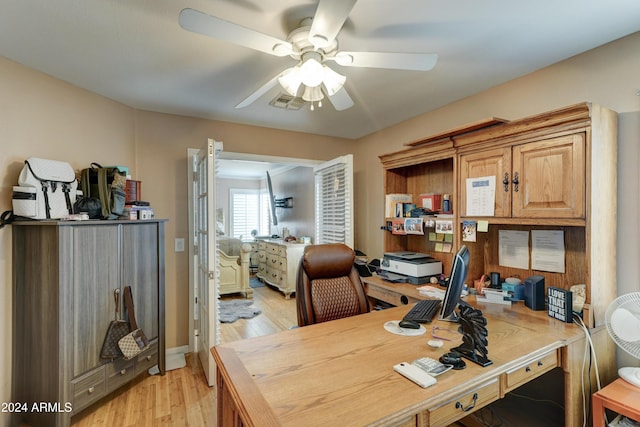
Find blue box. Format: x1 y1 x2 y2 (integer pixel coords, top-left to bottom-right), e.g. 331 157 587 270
502 283 525 301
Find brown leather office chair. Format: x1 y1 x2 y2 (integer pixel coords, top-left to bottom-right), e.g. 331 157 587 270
296 243 370 327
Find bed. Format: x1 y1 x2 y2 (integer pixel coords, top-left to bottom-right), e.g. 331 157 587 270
217 237 253 298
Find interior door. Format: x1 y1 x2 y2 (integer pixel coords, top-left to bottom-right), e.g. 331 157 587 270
314 155 354 248
194 138 220 386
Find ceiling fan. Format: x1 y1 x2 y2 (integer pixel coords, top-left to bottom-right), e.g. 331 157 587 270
179 0 438 111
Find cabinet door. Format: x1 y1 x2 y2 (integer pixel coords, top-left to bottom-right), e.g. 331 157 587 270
122 223 159 340
459 147 512 217
72 225 121 377
512 134 585 218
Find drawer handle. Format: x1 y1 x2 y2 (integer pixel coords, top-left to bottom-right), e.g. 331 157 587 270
120 369 127 375
456 393 478 412
146 355 152 361
88 387 95 394
537 361 543 367
526 366 531 372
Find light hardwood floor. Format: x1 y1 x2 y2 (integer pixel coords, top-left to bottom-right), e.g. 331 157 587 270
71 283 295 426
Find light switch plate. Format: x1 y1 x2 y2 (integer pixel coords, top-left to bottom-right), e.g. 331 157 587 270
175 238 185 252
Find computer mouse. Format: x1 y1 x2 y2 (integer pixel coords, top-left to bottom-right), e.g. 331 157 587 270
398 319 421 329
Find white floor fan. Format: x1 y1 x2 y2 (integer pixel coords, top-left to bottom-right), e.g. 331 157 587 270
179 0 438 110
604 292 640 387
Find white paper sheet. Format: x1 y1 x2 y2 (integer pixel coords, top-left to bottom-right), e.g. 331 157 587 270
498 230 529 269
465 176 496 216
532 230 565 273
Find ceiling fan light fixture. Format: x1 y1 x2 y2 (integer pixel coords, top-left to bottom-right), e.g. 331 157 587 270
299 52 324 87
278 66 302 96
322 65 346 96
302 85 324 102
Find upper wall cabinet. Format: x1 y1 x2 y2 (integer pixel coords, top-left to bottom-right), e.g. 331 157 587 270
459 133 586 220
379 103 617 327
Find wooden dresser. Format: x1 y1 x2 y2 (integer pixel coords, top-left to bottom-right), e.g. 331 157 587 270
12 220 166 427
256 239 308 298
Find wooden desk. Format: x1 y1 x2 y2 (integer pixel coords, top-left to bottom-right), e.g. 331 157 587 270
592 378 640 427
362 275 429 306
212 295 616 426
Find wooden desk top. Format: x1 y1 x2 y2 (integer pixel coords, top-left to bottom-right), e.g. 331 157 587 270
212 298 587 427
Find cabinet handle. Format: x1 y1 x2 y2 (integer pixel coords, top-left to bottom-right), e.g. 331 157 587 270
146 355 152 361
88 387 95 394
455 393 478 412
120 369 127 375
537 360 543 367
512 172 519 192
526 366 531 372
503 172 510 192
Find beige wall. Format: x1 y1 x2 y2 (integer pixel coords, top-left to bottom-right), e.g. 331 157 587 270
1 30 639 425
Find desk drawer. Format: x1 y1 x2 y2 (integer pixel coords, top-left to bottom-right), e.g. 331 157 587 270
428 379 500 426
503 350 558 392
365 284 421 307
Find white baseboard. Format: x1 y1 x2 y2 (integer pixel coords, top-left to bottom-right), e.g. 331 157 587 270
166 345 188 356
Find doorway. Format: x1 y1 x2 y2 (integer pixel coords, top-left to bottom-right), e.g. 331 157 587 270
187 145 354 384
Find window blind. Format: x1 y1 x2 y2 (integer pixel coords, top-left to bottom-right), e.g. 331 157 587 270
314 155 353 247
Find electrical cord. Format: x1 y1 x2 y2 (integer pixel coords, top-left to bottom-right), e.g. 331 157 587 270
573 312 603 427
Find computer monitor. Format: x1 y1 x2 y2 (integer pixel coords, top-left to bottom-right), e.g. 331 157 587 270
439 245 470 322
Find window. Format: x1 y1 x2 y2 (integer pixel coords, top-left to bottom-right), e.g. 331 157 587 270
230 189 270 239
314 155 353 247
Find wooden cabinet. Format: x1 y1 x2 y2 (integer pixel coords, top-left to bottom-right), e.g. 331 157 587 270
12 220 165 426
379 103 617 327
459 134 585 219
256 239 307 299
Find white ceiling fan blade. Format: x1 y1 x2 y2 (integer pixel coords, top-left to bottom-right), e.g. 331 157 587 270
179 8 293 57
235 74 281 109
326 86 354 111
309 0 357 48
331 52 438 71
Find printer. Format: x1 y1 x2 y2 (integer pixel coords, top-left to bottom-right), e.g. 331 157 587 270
381 251 442 284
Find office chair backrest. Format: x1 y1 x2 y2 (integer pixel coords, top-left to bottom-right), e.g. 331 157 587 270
296 243 370 327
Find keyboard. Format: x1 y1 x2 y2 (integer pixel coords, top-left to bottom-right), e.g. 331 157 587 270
403 299 441 323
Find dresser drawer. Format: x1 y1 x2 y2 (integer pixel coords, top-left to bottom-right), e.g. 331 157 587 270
428 379 500 426
135 340 159 375
503 350 558 392
107 358 136 391
71 366 106 412
258 241 268 250
267 243 280 255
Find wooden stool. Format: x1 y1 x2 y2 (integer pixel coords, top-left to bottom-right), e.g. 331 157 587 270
592 378 640 427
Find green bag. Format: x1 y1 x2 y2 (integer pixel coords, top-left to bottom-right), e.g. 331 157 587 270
80 163 126 219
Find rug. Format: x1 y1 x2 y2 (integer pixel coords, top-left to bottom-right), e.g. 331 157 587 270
219 299 262 323
250 277 265 288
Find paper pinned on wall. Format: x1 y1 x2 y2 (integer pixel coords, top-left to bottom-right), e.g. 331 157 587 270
466 176 496 216
532 230 565 273
498 230 529 270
